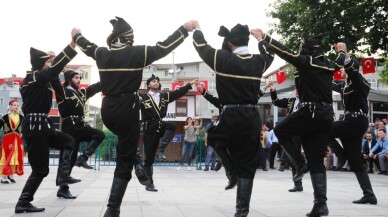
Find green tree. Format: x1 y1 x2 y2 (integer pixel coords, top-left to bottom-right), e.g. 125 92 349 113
95 112 103 130
379 59 388 84
267 0 387 56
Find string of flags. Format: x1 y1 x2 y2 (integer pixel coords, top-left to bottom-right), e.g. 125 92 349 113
333 57 376 80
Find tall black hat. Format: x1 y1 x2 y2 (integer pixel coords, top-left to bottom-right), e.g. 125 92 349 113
218 24 250 49
63 69 80 85
229 24 250 46
106 16 134 48
30 47 50 70
299 33 324 57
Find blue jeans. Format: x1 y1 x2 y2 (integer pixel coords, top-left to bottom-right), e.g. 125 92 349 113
205 146 217 168
180 141 196 166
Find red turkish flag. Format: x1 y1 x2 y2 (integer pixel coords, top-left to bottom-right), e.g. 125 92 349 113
197 80 208 95
172 82 184 91
276 71 286 84
333 70 345 80
361 57 375 74
0 78 5 84
79 84 89 89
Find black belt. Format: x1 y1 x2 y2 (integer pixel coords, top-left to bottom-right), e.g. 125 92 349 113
64 115 85 125
223 104 258 109
26 113 48 117
299 102 331 107
104 91 137 97
345 111 368 118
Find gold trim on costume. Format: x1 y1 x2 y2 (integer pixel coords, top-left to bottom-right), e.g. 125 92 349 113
214 71 261 81
99 68 144 72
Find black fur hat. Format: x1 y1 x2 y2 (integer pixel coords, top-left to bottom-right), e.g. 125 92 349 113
299 33 324 57
106 16 134 48
30 47 50 70
63 69 79 85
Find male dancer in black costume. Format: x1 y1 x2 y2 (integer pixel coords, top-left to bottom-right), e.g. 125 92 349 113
16 42 81 213
331 58 377 205
50 69 105 199
72 17 196 216
139 74 197 192
193 22 274 217
269 81 304 193
263 30 346 216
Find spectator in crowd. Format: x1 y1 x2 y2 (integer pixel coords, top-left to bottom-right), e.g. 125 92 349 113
177 117 202 171
362 132 380 173
268 122 282 169
204 115 218 171
370 129 388 174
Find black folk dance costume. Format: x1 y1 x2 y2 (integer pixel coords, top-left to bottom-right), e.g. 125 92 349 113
157 122 177 161
331 59 377 205
199 86 266 191
50 70 105 199
270 90 304 192
16 46 81 213
73 16 190 217
193 24 274 217
264 33 345 217
139 75 193 192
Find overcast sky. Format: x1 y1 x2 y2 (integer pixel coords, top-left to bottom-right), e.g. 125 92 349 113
0 0 286 77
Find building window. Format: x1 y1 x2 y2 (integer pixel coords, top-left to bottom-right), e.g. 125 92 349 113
209 81 216 90
0 98 3 106
367 78 377 89
165 70 169 76
176 99 187 117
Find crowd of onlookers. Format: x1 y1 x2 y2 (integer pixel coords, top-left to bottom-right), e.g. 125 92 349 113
257 118 388 175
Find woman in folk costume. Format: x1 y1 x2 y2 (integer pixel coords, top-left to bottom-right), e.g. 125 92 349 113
0 99 24 184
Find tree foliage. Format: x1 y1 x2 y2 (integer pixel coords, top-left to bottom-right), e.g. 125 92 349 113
268 0 387 56
379 59 388 84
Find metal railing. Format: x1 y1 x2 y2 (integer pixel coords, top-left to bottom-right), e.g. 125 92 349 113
0 131 205 170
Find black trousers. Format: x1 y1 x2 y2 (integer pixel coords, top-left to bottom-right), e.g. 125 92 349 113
331 116 369 172
62 123 105 172
275 107 333 174
269 142 282 168
101 94 140 181
143 120 165 167
26 132 74 178
209 107 261 179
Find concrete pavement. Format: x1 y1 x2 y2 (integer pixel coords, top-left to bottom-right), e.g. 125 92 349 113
0 166 387 217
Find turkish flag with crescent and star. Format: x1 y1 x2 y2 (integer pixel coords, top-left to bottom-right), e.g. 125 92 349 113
361 57 376 74
196 80 208 95
172 82 184 91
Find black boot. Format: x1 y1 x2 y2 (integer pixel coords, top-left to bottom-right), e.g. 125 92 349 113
144 166 158 192
57 185 77 199
103 177 129 217
214 146 237 190
353 171 377 205
214 159 223 171
280 143 309 182
15 176 45 213
329 139 347 171
56 149 81 186
289 168 303 192
134 163 151 186
76 139 100 169
234 178 253 217
306 173 329 217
